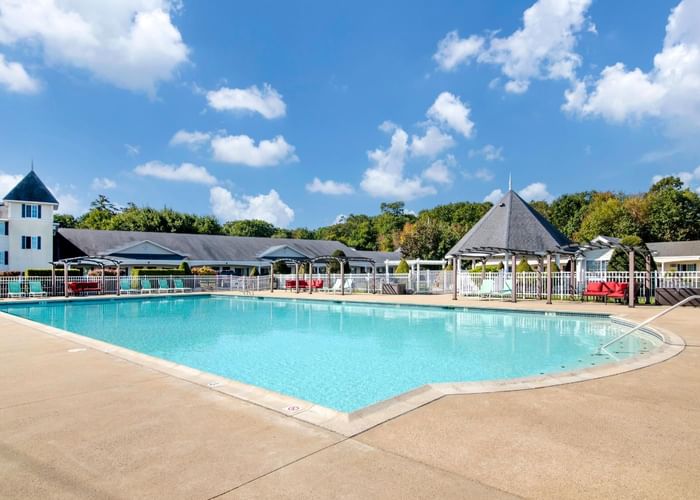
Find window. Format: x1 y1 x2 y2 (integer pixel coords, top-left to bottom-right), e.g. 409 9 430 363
676 264 697 272
21 204 41 219
3 251 7 266
0 221 7 235
21 236 41 250
586 260 607 272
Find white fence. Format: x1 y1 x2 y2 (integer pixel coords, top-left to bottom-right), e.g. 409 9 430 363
0 270 698 300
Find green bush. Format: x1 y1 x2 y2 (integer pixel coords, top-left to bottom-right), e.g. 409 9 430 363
178 261 191 274
516 258 533 272
395 259 410 273
26 268 81 277
192 266 216 275
130 268 187 277
469 264 501 273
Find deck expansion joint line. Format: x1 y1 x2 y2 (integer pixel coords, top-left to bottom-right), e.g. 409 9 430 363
205 437 351 499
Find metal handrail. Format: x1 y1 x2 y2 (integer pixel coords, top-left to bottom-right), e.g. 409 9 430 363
598 295 699 353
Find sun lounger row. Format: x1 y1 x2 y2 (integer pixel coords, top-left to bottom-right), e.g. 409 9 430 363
282 278 354 293
476 279 514 300
7 281 47 298
120 279 192 294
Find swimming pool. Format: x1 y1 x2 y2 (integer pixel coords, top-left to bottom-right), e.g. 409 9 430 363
0 295 659 412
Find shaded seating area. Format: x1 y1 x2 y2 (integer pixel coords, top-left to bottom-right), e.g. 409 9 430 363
67 281 101 295
51 256 123 297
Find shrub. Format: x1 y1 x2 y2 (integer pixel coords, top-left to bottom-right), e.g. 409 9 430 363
130 268 187 277
0 271 21 277
192 266 216 275
516 258 533 272
26 268 81 277
249 266 257 277
178 261 191 274
395 259 410 273
607 235 656 272
469 264 501 273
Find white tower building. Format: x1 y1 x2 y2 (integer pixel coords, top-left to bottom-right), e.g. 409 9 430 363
0 170 58 272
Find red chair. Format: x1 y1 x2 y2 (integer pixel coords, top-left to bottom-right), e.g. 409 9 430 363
581 281 610 302
298 280 309 289
606 282 629 302
285 279 297 290
311 279 323 289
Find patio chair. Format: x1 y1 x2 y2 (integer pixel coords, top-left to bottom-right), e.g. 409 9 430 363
477 279 495 300
158 279 173 293
120 279 139 294
173 279 191 293
28 281 47 297
140 279 156 294
7 281 24 298
343 278 354 293
494 280 513 299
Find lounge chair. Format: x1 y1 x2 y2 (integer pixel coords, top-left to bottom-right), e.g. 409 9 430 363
343 278 354 293
140 279 156 294
28 281 47 297
120 279 139 294
8 281 24 298
494 280 513 299
606 282 629 303
158 279 173 293
581 281 610 303
173 279 191 293
477 279 494 300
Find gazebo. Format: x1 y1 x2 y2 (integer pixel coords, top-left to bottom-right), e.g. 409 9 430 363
51 256 123 297
447 189 577 303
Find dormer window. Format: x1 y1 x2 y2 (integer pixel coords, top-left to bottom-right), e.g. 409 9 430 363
21 204 42 219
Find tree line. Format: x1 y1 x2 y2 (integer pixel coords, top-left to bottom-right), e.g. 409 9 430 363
54 176 700 261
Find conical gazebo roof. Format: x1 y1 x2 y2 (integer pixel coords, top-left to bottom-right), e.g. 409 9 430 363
447 190 572 257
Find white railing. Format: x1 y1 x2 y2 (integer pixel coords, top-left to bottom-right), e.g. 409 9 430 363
0 270 698 301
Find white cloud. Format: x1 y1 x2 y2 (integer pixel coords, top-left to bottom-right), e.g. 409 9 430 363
519 182 554 201
564 0 700 131
652 165 700 191
0 1 189 95
169 129 211 149
422 160 452 184
209 186 294 227
433 31 484 71
378 120 398 133
484 188 504 204
134 161 217 185
0 53 39 93
211 134 298 167
409 126 455 157
305 177 354 195
333 214 346 224
91 177 117 190
427 92 475 138
51 184 83 215
464 168 495 182
124 144 140 156
434 0 593 93
360 127 436 200
206 83 286 119
469 144 504 161
0 171 22 197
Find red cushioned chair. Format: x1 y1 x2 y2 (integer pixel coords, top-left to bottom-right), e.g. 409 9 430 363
581 281 610 302
606 282 628 303
311 279 323 289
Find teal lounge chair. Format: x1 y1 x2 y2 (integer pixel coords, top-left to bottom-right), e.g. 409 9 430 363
495 280 514 299
140 279 155 294
158 279 173 293
477 279 494 300
8 281 24 298
120 279 139 294
28 281 47 297
173 279 191 293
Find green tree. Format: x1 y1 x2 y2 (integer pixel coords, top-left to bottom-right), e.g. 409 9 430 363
90 194 117 213
607 236 656 272
399 217 460 260
223 219 277 237
529 201 550 221
54 214 77 228
193 215 222 235
548 192 595 238
327 250 349 273
575 194 641 242
645 176 700 241
516 257 533 272
374 201 415 251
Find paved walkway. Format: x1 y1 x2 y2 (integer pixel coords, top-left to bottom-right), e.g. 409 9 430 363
1 294 698 499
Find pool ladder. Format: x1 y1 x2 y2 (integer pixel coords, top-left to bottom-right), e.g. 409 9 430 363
597 295 699 354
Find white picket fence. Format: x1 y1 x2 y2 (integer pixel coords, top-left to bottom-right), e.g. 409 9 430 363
0 270 698 300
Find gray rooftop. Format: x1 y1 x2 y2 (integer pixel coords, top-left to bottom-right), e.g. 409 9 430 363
57 228 400 263
647 240 700 257
447 190 572 256
3 170 59 205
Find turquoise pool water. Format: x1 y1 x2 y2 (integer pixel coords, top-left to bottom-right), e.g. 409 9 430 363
0 295 658 412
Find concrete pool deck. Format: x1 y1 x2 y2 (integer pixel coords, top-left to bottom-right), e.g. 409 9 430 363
1 292 698 498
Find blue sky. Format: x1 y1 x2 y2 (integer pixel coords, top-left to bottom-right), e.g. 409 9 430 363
0 0 699 228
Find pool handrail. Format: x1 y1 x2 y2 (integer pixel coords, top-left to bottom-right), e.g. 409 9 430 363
598 295 699 353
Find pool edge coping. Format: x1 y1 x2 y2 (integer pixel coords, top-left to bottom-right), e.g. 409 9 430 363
0 295 685 438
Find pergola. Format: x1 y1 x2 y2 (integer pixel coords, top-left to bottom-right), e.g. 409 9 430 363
259 246 376 296
574 240 655 308
50 256 123 297
447 189 576 304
